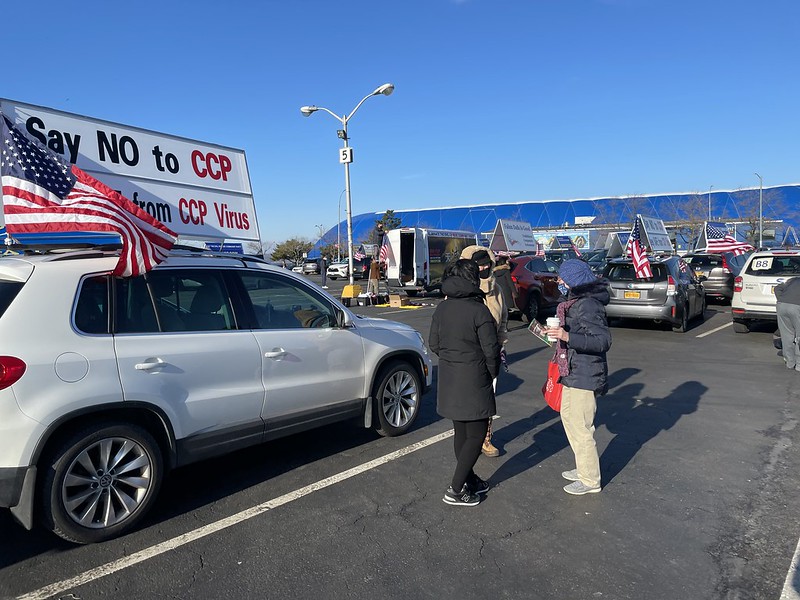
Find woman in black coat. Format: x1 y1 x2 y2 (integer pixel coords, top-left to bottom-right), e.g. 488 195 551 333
429 259 501 507
543 259 612 496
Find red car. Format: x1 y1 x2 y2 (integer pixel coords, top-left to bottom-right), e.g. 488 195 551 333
509 255 561 323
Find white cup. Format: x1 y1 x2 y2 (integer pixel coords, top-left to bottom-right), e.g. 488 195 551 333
545 317 560 342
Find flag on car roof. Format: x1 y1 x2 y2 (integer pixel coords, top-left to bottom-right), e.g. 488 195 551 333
0 115 176 277
535 242 545 257
626 218 653 279
705 223 754 256
353 245 366 260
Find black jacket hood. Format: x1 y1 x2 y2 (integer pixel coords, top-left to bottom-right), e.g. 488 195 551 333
568 278 610 306
441 275 485 300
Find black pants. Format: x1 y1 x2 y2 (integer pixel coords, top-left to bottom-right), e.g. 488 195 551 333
451 418 490 492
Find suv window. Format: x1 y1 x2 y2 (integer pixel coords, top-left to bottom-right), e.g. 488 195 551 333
116 270 235 333
525 258 559 273
75 276 110 334
744 255 800 277
239 271 335 329
605 263 668 282
0 281 24 319
685 255 723 267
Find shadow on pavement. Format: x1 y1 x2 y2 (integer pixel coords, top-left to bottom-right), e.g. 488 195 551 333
488 368 706 489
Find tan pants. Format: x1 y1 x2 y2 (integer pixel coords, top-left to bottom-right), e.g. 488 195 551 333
560 385 601 488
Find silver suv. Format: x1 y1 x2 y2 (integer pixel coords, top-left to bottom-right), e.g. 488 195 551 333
0 246 431 543
731 249 800 333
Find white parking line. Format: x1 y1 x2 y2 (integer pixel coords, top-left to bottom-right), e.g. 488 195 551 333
18 429 455 600
695 321 732 338
781 536 800 599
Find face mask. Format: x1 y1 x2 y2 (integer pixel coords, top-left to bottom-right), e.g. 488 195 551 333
558 282 569 296
479 268 491 279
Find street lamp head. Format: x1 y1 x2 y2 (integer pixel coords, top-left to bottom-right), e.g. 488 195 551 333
300 106 318 117
372 83 395 97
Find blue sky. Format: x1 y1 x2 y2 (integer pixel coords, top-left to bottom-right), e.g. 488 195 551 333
5 0 799 246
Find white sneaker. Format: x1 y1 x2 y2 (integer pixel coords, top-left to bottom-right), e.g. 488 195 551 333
564 481 601 495
561 469 580 482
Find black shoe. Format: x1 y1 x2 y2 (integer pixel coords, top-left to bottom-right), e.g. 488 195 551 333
468 475 490 495
443 485 481 507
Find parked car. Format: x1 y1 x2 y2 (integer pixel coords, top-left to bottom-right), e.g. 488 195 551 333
731 249 800 333
508 255 561 322
582 248 612 274
681 252 735 302
602 256 705 332
543 249 580 265
326 261 349 280
0 246 432 543
302 258 321 275
291 264 304 273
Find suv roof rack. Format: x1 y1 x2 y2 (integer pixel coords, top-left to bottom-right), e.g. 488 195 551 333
3 242 124 255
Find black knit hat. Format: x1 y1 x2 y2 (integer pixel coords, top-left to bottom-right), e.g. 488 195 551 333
472 250 492 267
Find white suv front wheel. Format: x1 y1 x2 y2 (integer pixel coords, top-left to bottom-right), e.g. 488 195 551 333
40 423 163 544
373 361 422 437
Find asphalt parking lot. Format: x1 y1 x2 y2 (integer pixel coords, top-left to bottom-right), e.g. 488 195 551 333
3 274 800 600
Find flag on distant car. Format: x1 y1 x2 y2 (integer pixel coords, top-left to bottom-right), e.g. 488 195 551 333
705 223 754 256
0 115 176 277
353 245 366 260
379 234 392 263
626 218 653 278
535 242 545 257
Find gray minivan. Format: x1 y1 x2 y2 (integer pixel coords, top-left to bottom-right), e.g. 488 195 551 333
603 256 706 332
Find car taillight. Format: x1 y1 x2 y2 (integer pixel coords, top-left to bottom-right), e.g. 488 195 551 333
734 276 743 292
721 255 731 274
0 356 26 390
511 275 519 284
667 275 676 295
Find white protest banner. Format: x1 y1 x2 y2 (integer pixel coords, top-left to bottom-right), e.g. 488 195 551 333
0 98 258 241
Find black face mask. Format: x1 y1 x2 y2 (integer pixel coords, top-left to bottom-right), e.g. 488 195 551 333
479 268 491 279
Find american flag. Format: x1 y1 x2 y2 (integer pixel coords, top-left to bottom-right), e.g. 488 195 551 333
379 233 392 263
571 242 581 257
535 242 545 257
353 245 366 260
1 115 176 277
705 223 754 256
626 219 653 278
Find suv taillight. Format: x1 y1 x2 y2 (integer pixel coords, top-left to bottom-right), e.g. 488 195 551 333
721 255 731 274
734 275 743 293
667 275 676 295
0 356 26 390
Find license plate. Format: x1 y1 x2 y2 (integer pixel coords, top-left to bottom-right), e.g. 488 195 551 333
695 271 703 278
624 291 640 299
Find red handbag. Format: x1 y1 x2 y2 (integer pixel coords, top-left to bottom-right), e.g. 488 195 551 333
542 359 562 412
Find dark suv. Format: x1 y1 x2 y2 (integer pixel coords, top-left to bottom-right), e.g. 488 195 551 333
603 256 706 332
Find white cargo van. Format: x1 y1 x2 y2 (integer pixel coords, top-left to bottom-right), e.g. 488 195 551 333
384 228 478 296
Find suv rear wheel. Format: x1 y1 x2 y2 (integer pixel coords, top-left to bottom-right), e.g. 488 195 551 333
373 361 422 437
525 293 541 323
40 422 163 544
673 304 690 333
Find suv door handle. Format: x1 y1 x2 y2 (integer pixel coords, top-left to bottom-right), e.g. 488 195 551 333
135 358 166 371
264 348 287 359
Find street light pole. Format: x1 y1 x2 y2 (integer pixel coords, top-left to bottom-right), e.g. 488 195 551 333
337 189 346 263
755 172 763 249
708 185 713 221
301 83 395 286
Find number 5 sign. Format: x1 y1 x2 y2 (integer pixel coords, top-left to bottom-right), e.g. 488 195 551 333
339 147 354 164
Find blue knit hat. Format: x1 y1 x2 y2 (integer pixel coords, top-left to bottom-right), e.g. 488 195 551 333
558 259 596 288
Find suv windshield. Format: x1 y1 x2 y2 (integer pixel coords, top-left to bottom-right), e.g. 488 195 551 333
605 263 668 282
